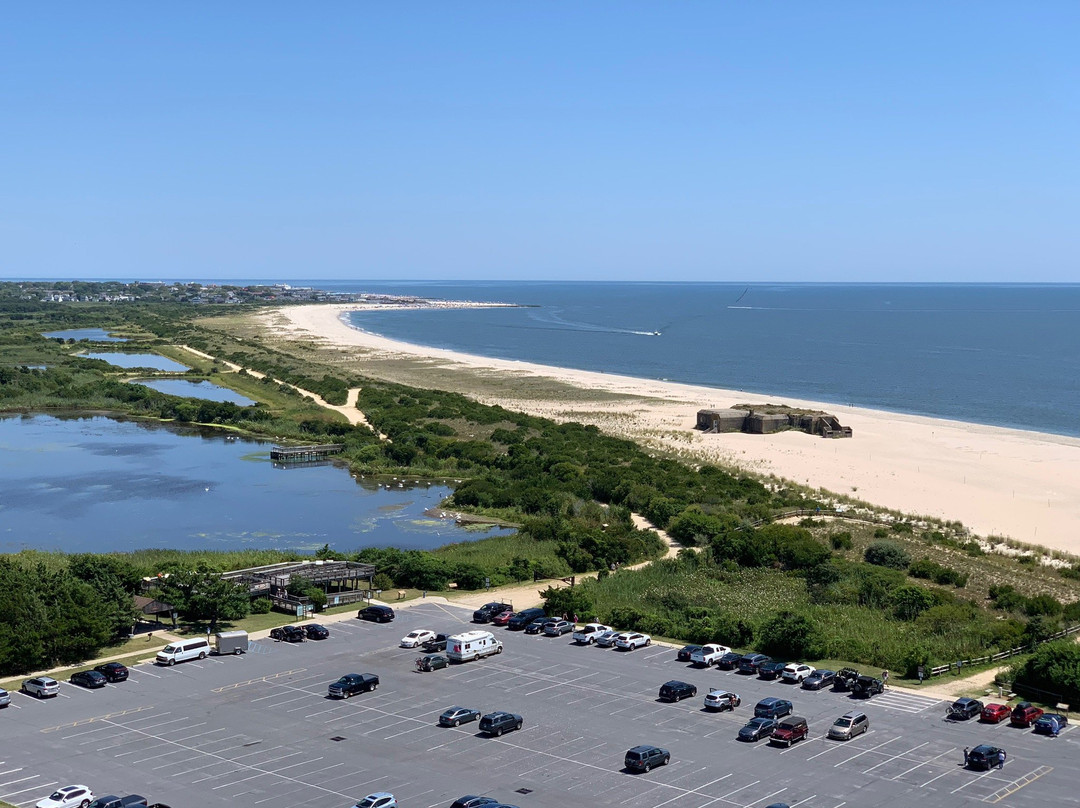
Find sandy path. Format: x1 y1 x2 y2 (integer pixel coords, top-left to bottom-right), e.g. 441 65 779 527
251 304 1080 555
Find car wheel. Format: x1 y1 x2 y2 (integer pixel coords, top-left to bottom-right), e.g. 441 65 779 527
168 659 175 666
345 690 351 698
496 728 503 737
234 648 242 655
692 688 697 697
663 755 670 765
643 763 651 773
645 639 651 646
496 645 503 654
199 651 207 660
453 719 460 727
371 683 378 690
516 721 522 730
80 801 90 808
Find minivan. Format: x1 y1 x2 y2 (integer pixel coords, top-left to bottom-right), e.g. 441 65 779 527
155 637 210 666
827 711 869 740
358 605 395 622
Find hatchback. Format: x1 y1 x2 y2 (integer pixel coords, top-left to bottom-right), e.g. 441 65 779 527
354 793 396 808
827 711 869 740
439 706 481 727
754 698 793 719
93 662 129 682
416 654 448 672
70 670 107 689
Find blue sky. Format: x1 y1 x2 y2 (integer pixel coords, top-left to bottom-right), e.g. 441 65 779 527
2 3 1078 282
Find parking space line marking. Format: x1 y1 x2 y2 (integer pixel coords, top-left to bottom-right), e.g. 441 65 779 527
41 704 155 732
862 741 928 774
983 765 1053 803
0 782 57 801
833 735 901 767
789 795 816 807
745 789 789 807
0 776 42 791
888 745 956 780
212 668 308 693
949 765 996 794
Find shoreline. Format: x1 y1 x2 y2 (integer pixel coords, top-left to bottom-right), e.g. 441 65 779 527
256 303 1080 555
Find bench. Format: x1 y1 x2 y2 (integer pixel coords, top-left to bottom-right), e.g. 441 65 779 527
397 590 407 600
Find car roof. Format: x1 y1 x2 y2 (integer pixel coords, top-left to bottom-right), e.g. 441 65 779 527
840 711 866 720
971 744 998 753
757 697 781 705
954 697 978 704
363 793 394 800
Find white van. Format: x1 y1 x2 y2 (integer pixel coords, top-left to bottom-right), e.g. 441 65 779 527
156 637 211 666
445 630 503 662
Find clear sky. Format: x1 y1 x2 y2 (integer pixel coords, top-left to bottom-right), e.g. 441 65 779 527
2 3 1078 282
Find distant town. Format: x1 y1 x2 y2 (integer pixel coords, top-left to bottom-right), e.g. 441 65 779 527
0 280 425 307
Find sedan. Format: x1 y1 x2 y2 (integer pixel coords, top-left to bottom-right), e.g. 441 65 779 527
738 717 778 742
491 610 514 626
439 706 482 727
802 670 835 690
525 618 557 635
615 632 652 650
594 630 621 647
69 670 107 689
981 703 1012 723
354 793 396 808
93 662 128 682
416 654 448 672
758 661 788 680
304 624 330 640
400 629 436 648
677 644 703 663
1033 713 1069 735
36 788 93 808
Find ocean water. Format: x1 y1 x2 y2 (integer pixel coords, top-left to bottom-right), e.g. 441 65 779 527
320 282 1080 438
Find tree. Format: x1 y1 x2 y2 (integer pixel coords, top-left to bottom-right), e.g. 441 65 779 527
758 611 821 658
864 541 911 570
892 585 936 621
541 584 593 620
156 566 250 632
1015 639 1080 704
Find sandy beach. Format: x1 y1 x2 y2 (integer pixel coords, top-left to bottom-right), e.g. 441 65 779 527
251 303 1080 556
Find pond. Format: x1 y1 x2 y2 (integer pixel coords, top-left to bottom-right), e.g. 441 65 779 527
0 413 513 554
131 378 257 405
42 328 127 342
85 353 191 372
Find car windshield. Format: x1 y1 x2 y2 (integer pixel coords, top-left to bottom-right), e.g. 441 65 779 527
48 792 70 801
162 644 179 653
833 718 852 727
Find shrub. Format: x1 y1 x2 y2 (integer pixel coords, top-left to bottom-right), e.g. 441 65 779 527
251 597 272 614
758 610 821 658
1024 593 1064 617
829 532 853 551
892 585 936 621
371 573 395 592
1014 639 1080 704
873 527 889 538
864 541 911 570
908 558 969 587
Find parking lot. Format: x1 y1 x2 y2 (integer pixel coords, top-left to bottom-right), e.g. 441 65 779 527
1 601 1073 808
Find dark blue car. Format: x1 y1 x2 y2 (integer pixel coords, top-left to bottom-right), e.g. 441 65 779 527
754 697 793 719
1033 713 1068 735
738 717 778 742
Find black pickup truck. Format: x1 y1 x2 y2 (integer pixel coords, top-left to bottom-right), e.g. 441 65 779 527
421 633 450 653
472 602 513 623
87 796 147 808
328 673 380 698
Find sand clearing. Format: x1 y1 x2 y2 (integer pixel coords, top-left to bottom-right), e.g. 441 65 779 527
253 303 1080 556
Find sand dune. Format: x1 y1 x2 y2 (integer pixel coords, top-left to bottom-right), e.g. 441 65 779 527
256 303 1080 556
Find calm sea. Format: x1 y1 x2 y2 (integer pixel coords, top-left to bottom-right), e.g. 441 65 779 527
315 282 1080 438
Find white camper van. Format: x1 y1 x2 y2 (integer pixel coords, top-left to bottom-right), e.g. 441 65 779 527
156 637 211 666
445 630 503 662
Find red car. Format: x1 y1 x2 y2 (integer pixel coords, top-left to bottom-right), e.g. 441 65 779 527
1011 702 1044 727
981 703 1011 723
491 610 514 626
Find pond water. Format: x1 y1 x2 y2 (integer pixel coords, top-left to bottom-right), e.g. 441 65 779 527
42 328 127 342
0 413 512 554
85 353 191 372
131 379 257 405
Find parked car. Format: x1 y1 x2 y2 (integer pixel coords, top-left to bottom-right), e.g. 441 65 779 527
524 617 557 635
1033 713 1068 735
704 689 741 712
738 717 778 742
304 623 330 640
615 632 652 651
594 630 621 648
491 610 514 626
358 605 395 622
833 668 860 691
738 654 771 674
716 651 744 670
981 703 1012 723
85 796 144 808
758 661 788 681
0 689 9 708
770 716 809 747
1010 702 1045 728
658 680 697 702
439 706 482 727
543 619 575 637
327 673 379 698
782 664 816 684
270 625 306 643
70 670 108 689
22 677 60 698
573 623 613 645
690 643 731 667
947 697 984 721
400 629 437 648
506 607 546 630
93 662 129 682
479 711 523 736
416 654 448 672
354 793 396 808
422 633 450 652
967 745 1006 770
36 787 94 808
852 675 885 698
754 698 793 719
472 602 513 623
449 797 497 808
827 711 870 740
624 745 669 772
802 669 835 690
677 644 703 662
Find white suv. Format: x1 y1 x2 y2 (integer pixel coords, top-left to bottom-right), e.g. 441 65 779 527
572 623 612 644
781 663 816 684
22 677 60 698
615 632 652 650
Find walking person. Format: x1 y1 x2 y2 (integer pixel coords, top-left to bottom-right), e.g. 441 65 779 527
963 747 970 767
996 749 1006 769
881 669 889 688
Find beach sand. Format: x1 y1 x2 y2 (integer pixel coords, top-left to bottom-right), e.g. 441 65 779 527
250 303 1080 556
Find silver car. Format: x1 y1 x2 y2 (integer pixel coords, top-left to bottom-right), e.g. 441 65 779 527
594 630 621 647
0 688 10 707
22 677 60 698
827 711 869 740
